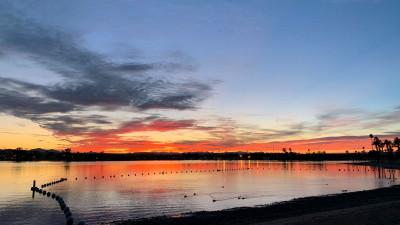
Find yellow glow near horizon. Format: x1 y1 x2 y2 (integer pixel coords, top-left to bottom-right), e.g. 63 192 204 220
0 115 68 149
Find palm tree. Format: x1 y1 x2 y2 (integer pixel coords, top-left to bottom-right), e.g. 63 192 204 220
369 134 374 150
379 142 385 153
373 137 381 152
384 140 389 152
384 140 392 154
373 137 383 162
393 137 400 153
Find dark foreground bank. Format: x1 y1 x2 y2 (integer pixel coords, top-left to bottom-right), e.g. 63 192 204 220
108 185 400 225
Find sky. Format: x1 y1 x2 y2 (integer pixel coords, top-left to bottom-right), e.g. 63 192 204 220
0 0 399 153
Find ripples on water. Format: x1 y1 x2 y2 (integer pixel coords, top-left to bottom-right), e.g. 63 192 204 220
0 160 398 225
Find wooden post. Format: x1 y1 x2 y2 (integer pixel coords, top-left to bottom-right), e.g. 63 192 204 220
32 180 36 198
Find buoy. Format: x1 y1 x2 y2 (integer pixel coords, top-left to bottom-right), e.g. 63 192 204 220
60 203 66 210
65 211 72 218
64 207 70 213
47 192 51 197
66 216 73 225
39 189 43 194
52 193 56 199
56 195 60 200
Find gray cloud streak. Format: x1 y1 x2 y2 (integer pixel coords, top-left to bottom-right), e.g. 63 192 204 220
0 12 213 134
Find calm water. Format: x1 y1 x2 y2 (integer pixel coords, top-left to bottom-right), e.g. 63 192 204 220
0 160 398 225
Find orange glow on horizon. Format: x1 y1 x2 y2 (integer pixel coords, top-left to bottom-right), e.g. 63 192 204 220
69 136 387 154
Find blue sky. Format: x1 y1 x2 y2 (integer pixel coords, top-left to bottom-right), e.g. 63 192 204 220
0 0 399 152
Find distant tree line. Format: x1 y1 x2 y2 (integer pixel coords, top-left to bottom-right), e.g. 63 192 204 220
0 148 378 162
1 134 399 162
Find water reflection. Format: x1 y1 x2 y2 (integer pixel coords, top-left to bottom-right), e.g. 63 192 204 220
1 160 399 225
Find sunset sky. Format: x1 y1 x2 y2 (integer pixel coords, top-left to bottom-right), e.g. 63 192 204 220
1 0 399 153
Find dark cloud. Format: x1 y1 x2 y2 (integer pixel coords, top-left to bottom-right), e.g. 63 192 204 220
0 13 211 109
0 12 213 134
110 63 155 73
40 122 97 135
111 62 196 73
28 114 112 133
0 84 75 116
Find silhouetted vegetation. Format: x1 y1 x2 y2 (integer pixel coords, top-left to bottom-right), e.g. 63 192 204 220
2 135 400 162
0 148 386 162
368 134 400 163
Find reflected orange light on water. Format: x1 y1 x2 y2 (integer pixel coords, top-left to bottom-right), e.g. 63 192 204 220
2 160 400 225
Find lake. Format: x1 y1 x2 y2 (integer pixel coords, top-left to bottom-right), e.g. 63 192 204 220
0 160 398 225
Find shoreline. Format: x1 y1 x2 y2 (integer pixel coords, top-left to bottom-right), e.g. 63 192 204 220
108 185 400 225
108 161 400 225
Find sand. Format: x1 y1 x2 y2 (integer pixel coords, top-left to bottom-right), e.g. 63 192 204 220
257 200 400 225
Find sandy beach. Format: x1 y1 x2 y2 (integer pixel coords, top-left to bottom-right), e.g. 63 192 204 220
109 184 400 225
